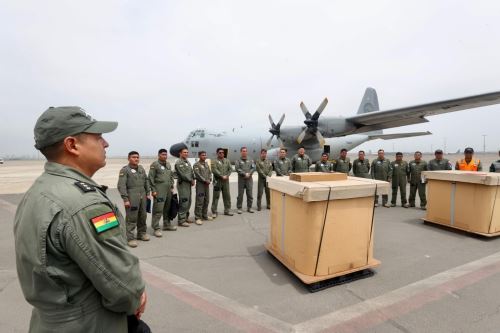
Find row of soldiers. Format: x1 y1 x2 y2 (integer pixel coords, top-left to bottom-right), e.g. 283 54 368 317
118 145 498 247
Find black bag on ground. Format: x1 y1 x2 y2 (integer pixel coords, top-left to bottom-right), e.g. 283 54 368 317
168 193 179 220
127 315 152 333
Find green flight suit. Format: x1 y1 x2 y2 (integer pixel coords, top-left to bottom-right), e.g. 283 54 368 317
235 158 256 210
256 158 273 209
315 161 334 172
428 158 452 171
175 158 195 223
352 158 371 178
408 160 428 208
148 160 174 230
193 160 212 219
371 158 392 205
211 158 232 214
14 162 144 333
117 164 150 241
291 154 311 173
274 157 292 176
491 159 500 173
334 157 352 174
390 160 409 206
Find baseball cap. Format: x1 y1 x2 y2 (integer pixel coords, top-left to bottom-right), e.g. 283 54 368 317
464 147 474 154
435 149 443 154
34 106 118 150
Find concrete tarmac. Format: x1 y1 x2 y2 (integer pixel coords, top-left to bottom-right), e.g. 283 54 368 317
2 159 500 332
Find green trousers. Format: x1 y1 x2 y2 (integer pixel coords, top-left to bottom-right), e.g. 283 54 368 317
211 179 231 214
195 181 210 219
257 176 270 209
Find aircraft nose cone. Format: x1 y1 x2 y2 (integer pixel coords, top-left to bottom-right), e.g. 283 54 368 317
169 142 188 158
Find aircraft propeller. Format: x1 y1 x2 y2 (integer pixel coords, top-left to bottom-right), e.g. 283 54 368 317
266 113 285 147
296 97 328 146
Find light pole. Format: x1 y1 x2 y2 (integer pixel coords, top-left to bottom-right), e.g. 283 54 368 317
482 134 487 153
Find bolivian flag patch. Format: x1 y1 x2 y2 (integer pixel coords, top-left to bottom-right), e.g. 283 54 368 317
90 212 119 234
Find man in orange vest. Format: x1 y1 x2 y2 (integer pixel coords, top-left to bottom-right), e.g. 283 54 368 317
455 147 482 171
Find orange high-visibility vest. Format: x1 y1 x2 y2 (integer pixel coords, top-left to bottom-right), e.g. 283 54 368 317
457 159 480 171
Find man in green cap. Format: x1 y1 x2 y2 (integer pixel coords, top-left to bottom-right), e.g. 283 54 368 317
235 146 256 214
14 106 146 332
428 149 452 171
256 148 273 210
371 149 392 207
211 148 234 217
352 150 370 178
148 148 176 235
175 147 195 226
315 152 334 172
390 152 409 208
118 151 151 247
274 148 292 176
408 151 428 210
193 151 213 224
334 148 352 174
291 146 311 173
490 150 500 172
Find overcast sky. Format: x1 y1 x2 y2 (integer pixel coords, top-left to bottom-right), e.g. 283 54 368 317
1 1 500 158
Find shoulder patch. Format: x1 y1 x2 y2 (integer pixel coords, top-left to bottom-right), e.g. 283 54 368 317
74 181 96 193
90 211 119 234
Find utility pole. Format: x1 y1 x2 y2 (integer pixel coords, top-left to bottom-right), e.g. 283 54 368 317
482 134 487 153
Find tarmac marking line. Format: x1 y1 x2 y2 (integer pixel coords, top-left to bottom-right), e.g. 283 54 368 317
141 261 293 333
294 251 500 333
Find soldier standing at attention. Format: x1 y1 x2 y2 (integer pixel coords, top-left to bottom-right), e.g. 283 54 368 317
211 148 234 217
14 106 147 332
256 148 273 211
118 151 151 247
353 150 370 178
193 151 213 224
148 148 176 236
291 146 311 172
334 148 352 174
315 153 334 172
175 148 195 227
428 149 452 170
390 152 409 208
371 149 392 207
456 147 482 171
490 150 500 172
274 148 292 176
235 147 256 214
408 151 428 210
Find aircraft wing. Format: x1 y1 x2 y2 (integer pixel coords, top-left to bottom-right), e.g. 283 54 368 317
346 91 500 133
368 131 432 140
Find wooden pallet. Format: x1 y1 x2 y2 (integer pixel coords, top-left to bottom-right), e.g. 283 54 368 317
265 244 381 287
422 218 500 238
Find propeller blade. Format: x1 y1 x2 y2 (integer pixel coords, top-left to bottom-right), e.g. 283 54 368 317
268 114 275 128
277 113 285 127
312 98 328 120
300 102 311 119
315 130 325 147
266 135 274 147
297 129 307 144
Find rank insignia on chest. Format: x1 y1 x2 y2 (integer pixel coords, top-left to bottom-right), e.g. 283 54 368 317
90 212 119 234
74 181 96 193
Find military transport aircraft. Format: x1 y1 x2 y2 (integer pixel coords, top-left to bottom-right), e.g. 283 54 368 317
169 88 500 162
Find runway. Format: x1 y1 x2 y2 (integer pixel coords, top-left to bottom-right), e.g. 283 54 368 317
2 156 500 332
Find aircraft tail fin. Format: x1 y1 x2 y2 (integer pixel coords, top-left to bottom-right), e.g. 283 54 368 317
357 87 379 114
